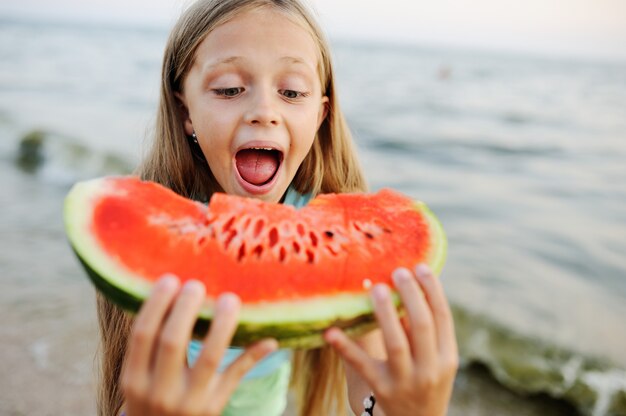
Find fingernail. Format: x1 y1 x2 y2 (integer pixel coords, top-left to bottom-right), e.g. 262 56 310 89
324 328 339 343
157 274 179 290
372 284 389 303
262 338 279 352
217 293 240 311
392 268 411 287
182 279 205 294
415 263 431 278
254 339 278 359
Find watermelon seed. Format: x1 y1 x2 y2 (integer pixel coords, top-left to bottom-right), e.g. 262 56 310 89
269 227 279 248
306 249 315 264
253 245 264 258
253 219 265 239
296 223 306 237
324 231 334 239
353 221 379 239
237 243 246 262
292 241 301 254
309 232 318 247
222 216 236 233
279 246 287 262
325 245 339 256
241 217 252 232
372 218 391 233
197 236 206 246
224 229 237 250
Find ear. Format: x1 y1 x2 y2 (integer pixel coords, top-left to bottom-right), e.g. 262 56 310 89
174 91 194 136
317 96 329 129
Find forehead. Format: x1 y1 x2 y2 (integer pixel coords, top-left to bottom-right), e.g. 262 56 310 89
192 6 321 76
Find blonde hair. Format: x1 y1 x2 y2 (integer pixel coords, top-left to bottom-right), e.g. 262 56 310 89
96 1 367 415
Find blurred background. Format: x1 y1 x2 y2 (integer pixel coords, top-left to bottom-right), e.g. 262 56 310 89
1 0 625 415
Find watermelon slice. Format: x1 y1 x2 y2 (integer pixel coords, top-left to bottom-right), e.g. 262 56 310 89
64 177 446 348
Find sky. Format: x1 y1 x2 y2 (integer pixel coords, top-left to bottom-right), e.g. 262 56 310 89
1 0 625 61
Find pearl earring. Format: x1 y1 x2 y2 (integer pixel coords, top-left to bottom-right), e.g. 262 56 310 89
191 132 198 143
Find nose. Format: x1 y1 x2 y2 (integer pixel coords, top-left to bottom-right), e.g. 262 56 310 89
243 88 279 126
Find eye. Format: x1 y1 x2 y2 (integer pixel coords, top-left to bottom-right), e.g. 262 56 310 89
279 89 309 100
213 87 243 97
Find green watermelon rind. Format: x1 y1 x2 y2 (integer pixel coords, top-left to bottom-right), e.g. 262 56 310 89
414 201 448 276
64 178 446 348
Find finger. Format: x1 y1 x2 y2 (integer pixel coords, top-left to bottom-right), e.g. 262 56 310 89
325 327 380 388
123 275 180 386
371 283 412 378
392 267 438 364
152 280 206 392
215 339 278 399
188 293 241 389
414 264 458 360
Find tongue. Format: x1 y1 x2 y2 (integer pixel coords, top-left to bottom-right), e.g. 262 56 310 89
235 149 279 185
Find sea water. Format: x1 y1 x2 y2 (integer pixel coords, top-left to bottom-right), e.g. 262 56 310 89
1 18 625 415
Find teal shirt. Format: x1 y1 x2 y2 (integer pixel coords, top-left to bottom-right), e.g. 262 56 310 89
187 185 312 415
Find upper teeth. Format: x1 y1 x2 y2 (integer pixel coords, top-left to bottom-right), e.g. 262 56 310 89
251 147 275 151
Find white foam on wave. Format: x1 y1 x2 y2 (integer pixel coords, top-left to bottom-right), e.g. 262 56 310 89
584 369 626 416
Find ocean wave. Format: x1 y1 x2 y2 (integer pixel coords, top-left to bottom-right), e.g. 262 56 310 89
13 129 133 185
366 136 564 158
453 304 626 415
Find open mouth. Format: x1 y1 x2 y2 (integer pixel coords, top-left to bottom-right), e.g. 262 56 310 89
235 147 283 189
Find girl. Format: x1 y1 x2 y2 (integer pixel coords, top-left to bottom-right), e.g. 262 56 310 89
97 1 458 415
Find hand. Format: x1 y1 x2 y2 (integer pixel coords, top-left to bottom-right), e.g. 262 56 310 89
325 264 458 416
120 275 278 416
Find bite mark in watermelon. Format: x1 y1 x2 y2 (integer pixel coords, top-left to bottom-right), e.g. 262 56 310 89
64 177 447 348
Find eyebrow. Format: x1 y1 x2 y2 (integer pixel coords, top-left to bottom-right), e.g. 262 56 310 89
202 55 316 74
279 56 315 70
202 56 243 73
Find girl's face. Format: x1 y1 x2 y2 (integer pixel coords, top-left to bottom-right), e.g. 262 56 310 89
177 7 328 203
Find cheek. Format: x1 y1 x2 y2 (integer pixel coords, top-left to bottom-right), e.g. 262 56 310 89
293 107 322 139
290 133 316 169
194 114 234 154
196 130 233 174
199 139 231 167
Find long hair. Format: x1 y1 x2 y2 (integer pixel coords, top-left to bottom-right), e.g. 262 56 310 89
96 1 367 415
